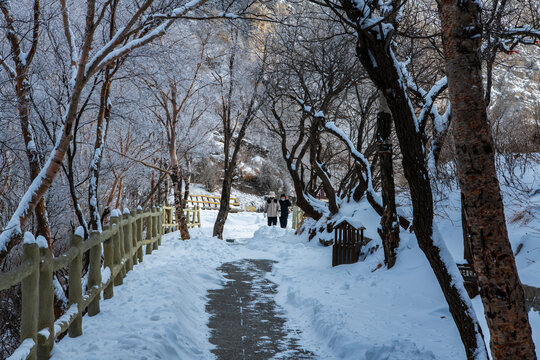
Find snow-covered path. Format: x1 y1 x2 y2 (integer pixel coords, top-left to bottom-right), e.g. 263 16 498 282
51 208 478 359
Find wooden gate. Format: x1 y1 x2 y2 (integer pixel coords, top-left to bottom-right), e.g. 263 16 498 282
332 221 365 267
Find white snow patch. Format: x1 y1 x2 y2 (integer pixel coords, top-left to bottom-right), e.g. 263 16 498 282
23 232 35 245
36 235 48 249
7 338 34 360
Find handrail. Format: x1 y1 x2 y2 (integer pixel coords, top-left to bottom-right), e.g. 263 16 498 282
162 206 201 232
2 206 165 360
0 259 34 290
183 193 240 208
51 247 78 272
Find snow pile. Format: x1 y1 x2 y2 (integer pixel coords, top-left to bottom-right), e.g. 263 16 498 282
7 338 35 360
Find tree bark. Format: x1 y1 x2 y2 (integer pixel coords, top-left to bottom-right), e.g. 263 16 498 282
150 172 156 207
213 175 232 239
18 87 53 253
107 176 119 208
170 165 190 240
115 177 123 209
376 96 399 269
461 192 473 265
89 70 112 231
438 0 535 357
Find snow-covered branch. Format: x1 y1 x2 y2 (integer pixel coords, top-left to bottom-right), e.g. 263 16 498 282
417 76 448 130
85 0 208 79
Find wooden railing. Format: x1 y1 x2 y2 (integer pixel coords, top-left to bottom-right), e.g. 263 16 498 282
184 194 240 210
162 206 201 232
0 207 163 360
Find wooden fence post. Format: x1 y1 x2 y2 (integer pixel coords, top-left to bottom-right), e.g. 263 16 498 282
37 245 54 358
87 231 102 316
21 242 39 360
102 224 114 300
152 208 159 250
146 210 153 255
197 206 201 227
137 209 144 263
131 212 138 266
123 212 133 272
157 207 162 246
118 213 127 279
68 234 83 337
110 215 123 286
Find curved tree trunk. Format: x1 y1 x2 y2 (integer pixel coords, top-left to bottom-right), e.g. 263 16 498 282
438 0 535 357
17 87 53 253
213 175 232 239
376 96 399 269
89 70 112 232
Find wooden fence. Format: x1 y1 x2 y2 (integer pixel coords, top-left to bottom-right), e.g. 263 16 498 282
184 194 240 210
162 206 201 232
332 221 366 267
0 207 163 360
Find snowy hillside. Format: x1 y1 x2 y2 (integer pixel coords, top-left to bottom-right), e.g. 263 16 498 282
491 50 540 125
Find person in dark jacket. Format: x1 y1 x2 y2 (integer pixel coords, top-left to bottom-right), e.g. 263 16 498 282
278 194 291 228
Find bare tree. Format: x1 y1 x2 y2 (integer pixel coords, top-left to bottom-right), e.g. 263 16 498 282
136 31 214 239
212 33 267 239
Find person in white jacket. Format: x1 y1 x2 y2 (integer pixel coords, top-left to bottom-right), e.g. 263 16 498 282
264 191 281 226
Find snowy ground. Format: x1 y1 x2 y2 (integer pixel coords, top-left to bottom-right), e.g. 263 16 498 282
51 193 540 359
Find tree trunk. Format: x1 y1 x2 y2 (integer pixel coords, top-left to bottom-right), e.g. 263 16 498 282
213 175 232 239
107 176 119 208
376 96 399 269
89 71 112 232
461 192 473 265
183 158 192 205
115 177 123 209
17 85 54 253
438 0 535 357
170 165 190 240
66 147 88 238
150 171 155 207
